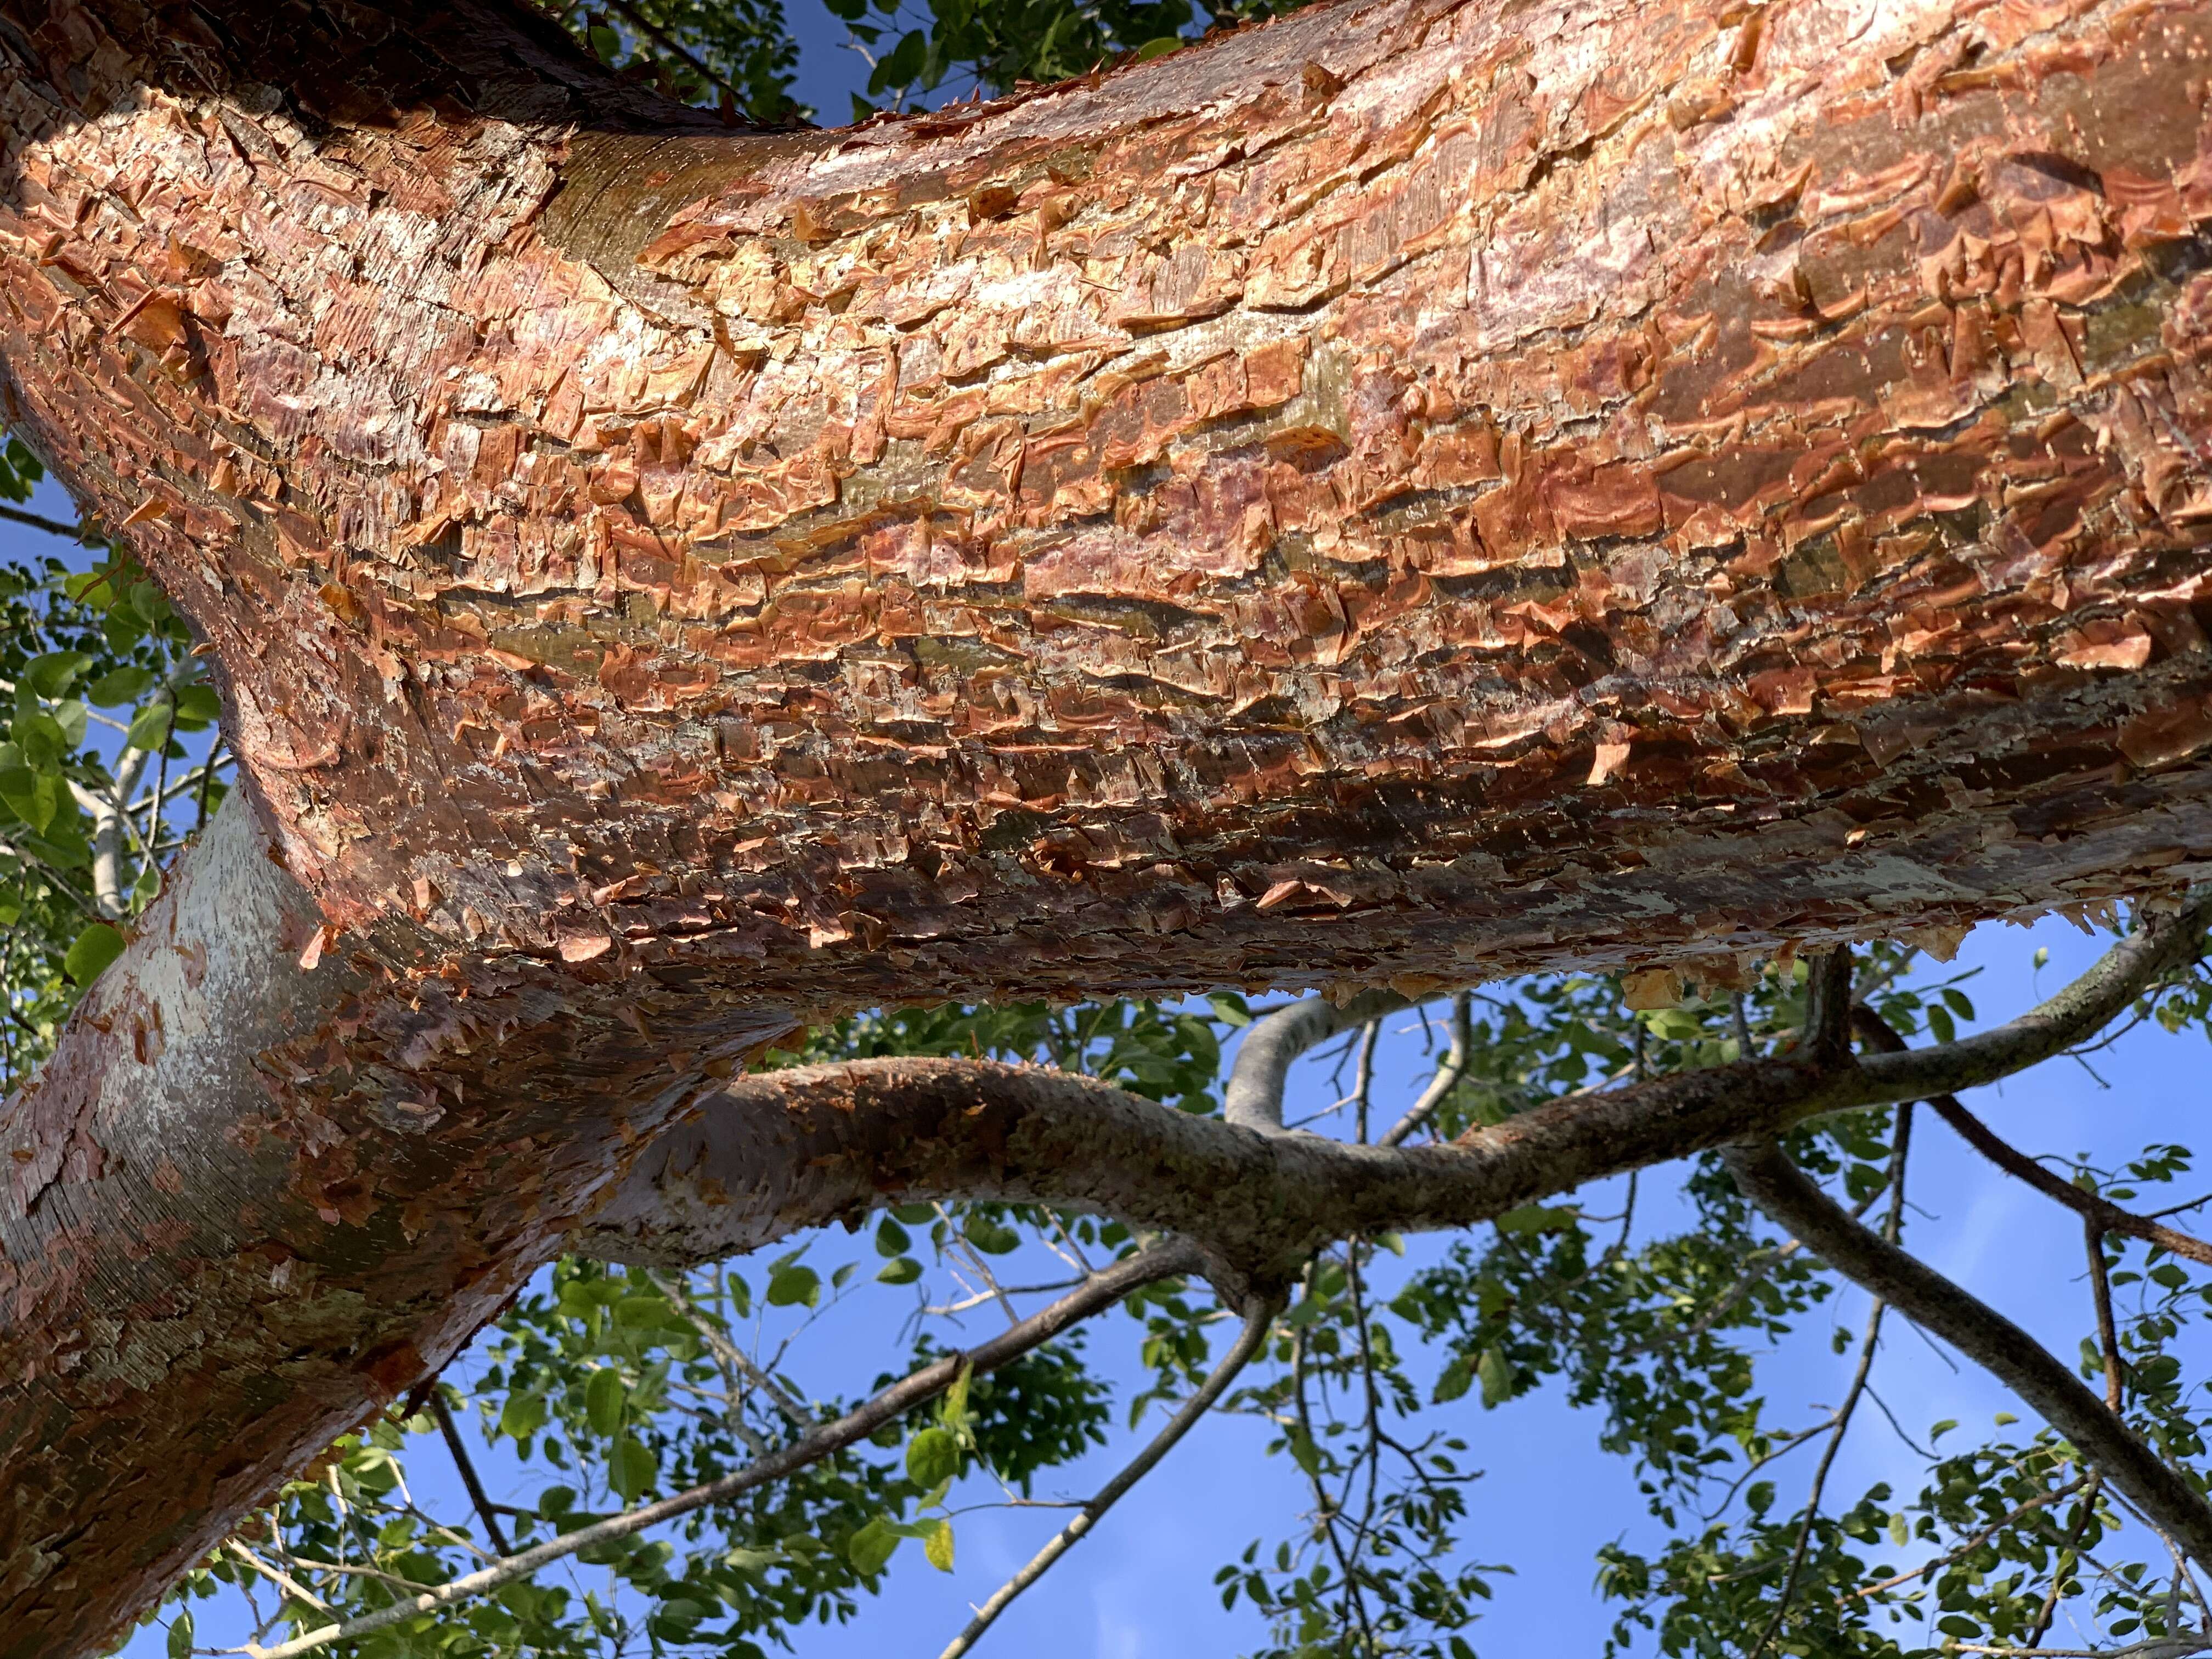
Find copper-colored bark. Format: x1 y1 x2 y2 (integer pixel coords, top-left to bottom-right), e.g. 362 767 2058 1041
7 0 2212 1651
10 0 2212 1008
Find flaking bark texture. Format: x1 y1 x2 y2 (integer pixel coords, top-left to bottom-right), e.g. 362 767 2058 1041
0 794 793 1659
7 0 2212 1652
8 0 2212 1008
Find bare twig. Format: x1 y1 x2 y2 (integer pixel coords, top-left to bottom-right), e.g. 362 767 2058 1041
1744 1099 1909 1657
428 1393 511 1558
222 1241 1200 1659
1380 990 1473 1147
0 500 88 539
224 1542 331 1613
935 1294 1278 1658
649 1269 810 1432
596 0 749 111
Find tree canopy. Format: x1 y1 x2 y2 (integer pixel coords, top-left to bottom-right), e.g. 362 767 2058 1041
9 1 2212 1657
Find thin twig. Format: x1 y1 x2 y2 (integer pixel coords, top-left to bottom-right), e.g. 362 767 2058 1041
934 1294 1278 1659
429 1393 511 1557
1721 1143 2212 1573
596 0 749 110
1745 1102 1910 1657
1837 1475 2091 1602
224 1542 332 1613
0 501 88 539
1380 990 1473 1147
650 1269 811 1431
221 1242 1199 1659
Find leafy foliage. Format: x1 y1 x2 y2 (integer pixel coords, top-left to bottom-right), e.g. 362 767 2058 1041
0 443 228 1093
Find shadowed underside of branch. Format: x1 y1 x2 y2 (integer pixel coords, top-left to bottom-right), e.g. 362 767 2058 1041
575 885 2212 1284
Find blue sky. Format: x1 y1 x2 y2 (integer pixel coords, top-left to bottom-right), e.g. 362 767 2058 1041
5 15 2210 1650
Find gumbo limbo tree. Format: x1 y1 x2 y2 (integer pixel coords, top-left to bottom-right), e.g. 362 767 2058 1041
10 0 2212 1653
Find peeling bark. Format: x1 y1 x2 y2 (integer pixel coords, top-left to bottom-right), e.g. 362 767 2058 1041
7 0 2212 1652
8 0 2212 1006
0 798 792 1659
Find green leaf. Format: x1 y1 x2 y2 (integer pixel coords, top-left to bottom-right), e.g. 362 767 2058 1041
173 683 222 727
607 1432 657 1502
12 710 65 768
767 1262 821 1307
906 1425 961 1490
723 1545 780 1576
1206 991 1251 1028
1433 1352 1475 1404
879 28 926 88
613 1294 670 1329
128 580 171 625
584 1367 627 1436
499 1390 546 1442
87 665 157 707
922 1518 955 1572
877 1255 922 1285
964 1215 1020 1255
167 1611 194 1659
874 1216 912 1257
126 700 173 753
64 922 126 986
848 1516 901 1576
1476 1347 1513 1408
0 766 57 833
23 651 89 698
1133 35 1183 59
939 1359 973 1431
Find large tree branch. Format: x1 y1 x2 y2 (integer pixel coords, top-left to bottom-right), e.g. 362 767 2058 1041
579 893 2212 1283
1719 1140 2212 1574
0 792 796 1659
1223 991 1407 1133
11 0 2212 1649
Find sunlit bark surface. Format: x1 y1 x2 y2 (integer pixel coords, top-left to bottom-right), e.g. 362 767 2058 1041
7 0 2212 1651
10 0 2212 1007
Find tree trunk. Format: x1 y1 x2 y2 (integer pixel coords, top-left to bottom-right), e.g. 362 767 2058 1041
6 0 2212 1650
